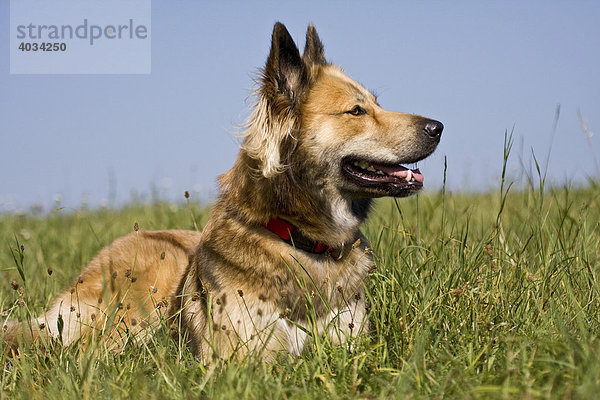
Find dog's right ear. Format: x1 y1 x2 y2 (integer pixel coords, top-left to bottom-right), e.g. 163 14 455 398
263 22 308 104
242 23 308 178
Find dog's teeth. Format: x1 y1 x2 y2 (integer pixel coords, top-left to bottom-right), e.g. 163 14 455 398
376 170 385 175
366 166 377 172
354 160 370 170
405 170 412 182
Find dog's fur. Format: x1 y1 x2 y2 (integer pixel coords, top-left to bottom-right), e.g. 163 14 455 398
3 23 442 362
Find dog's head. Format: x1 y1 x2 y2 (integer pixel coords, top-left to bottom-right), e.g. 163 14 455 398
240 23 442 200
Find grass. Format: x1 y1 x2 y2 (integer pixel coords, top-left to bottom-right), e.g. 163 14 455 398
1 169 599 398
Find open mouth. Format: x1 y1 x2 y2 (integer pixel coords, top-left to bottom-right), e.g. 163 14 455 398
341 157 424 197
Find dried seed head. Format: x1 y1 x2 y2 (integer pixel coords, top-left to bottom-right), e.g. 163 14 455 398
452 286 464 298
484 244 494 257
47 268 53 276
39 323 45 330
17 300 25 307
368 264 377 274
527 273 535 281
354 292 361 301
126 303 131 310
151 286 158 294
78 277 84 284
20 244 25 252
124 269 131 278
98 298 103 304
238 289 244 297
10 280 19 290
278 308 291 319
184 191 190 199
348 322 355 329
70 288 75 294
160 252 165 260
118 303 123 310
191 294 200 302
352 238 362 249
111 272 117 279
134 222 139 231
131 276 137 283
70 306 75 312
131 318 137 326
364 247 372 254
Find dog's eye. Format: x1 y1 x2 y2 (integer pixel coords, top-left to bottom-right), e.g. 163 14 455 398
346 105 367 116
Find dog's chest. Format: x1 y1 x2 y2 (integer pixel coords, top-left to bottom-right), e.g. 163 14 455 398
273 307 355 356
275 318 310 356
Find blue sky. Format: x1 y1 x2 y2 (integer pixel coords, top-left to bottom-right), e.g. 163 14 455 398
1 1 599 212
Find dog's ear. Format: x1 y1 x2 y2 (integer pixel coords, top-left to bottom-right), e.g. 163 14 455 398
242 23 307 178
303 24 326 65
263 22 308 103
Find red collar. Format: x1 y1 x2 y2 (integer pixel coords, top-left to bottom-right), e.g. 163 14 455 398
265 217 328 254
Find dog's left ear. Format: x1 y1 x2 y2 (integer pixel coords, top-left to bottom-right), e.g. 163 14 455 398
303 24 326 65
263 22 308 104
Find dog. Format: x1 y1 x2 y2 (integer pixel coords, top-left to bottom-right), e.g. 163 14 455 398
3 23 442 362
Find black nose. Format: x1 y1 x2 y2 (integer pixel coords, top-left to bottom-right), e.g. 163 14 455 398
423 120 444 139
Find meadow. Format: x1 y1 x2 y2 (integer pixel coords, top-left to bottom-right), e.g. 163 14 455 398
1 153 599 398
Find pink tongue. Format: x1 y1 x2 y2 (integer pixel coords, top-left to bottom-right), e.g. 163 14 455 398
375 164 424 183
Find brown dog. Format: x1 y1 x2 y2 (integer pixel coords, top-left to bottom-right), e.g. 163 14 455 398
3 23 442 362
